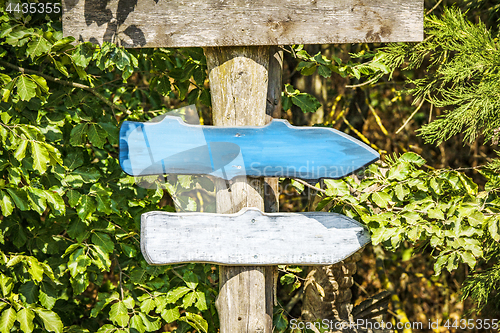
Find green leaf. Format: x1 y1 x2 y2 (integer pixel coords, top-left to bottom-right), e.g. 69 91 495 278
194 291 207 311
166 286 191 303
109 302 129 327
161 305 180 323
19 281 38 304
30 75 49 93
87 123 108 149
45 190 65 215
68 253 91 278
290 93 321 113
39 283 58 310
428 208 445 220
77 195 96 220
27 36 51 58
13 139 28 161
16 308 34 333
72 43 94 68
26 257 44 282
130 314 145 333
372 192 391 208
64 152 84 170
91 232 114 253
0 274 13 296
399 152 426 166
97 324 118 333
0 307 16 333
458 173 478 195
433 255 448 275
16 75 37 101
34 308 63 333
5 188 29 211
182 291 196 308
394 184 409 201
138 313 161 332
488 216 500 242
31 141 50 174
70 123 88 147
183 271 198 289
324 179 350 197
66 190 81 208
0 191 13 217
460 251 476 269
140 298 155 313
27 187 47 214
179 312 208 333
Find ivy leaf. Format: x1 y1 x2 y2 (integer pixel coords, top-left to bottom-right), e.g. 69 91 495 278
34 308 64 333
0 307 16 333
16 308 35 333
16 75 37 101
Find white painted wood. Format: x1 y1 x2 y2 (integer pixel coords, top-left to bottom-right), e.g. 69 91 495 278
62 0 424 47
141 207 371 265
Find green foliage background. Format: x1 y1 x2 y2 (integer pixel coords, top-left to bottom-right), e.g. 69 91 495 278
0 0 499 332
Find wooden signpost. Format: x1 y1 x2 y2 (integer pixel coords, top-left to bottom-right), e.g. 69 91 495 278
119 115 379 179
62 1 423 332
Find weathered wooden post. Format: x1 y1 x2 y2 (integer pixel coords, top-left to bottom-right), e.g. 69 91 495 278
62 1 423 332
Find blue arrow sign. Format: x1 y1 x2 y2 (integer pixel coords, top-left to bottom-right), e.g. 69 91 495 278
119 116 379 180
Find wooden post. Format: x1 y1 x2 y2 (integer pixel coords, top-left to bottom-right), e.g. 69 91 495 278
204 46 275 333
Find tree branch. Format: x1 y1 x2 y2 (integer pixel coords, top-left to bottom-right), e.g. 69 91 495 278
0 60 131 115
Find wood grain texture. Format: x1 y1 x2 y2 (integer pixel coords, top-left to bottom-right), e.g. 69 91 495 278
62 0 424 48
118 116 380 180
206 46 272 333
141 208 371 265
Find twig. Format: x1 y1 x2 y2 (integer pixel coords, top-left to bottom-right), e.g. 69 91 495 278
426 0 444 15
0 60 130 115
395 98 425 134
345 74 383 89
293 178 326 194
284 287 303 313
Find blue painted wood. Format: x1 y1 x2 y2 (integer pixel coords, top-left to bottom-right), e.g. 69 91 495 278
119 116 379 180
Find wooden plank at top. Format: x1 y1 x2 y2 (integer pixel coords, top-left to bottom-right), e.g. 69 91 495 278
62 0 423 48
141 208 371 265
119 115 379 180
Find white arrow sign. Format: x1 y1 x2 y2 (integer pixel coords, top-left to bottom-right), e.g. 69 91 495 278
141 208 370 266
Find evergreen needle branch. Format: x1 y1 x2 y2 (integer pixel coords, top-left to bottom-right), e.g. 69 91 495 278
395 98 425 134
0 60 131 115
